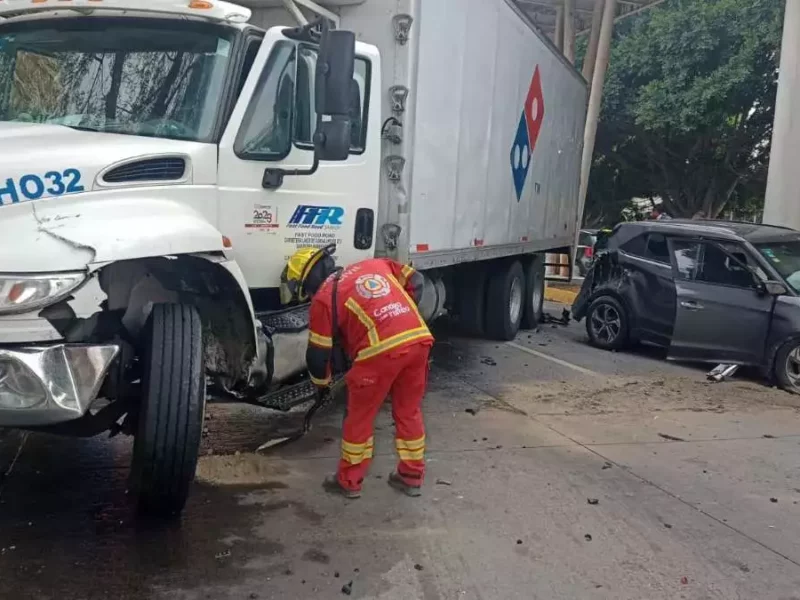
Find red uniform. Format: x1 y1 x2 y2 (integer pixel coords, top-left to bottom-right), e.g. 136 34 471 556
307 258 433 493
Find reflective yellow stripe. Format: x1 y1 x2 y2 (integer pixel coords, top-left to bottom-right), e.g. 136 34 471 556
387 275 427 328
345 298 380 346
397 448 425 461
310 374 331 386
396 436 425 451
341 438 375 464
399 265 416 286
309 331 333 348
355 328 432 362
342 437 374 454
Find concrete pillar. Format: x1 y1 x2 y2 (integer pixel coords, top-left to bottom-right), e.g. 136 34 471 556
764 0 800 229
577 0 616 227
564 0 576 63
555 5 564 52
583 0 604 85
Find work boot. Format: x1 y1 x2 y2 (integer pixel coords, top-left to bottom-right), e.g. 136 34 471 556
388 472 422 497
322 475 361 499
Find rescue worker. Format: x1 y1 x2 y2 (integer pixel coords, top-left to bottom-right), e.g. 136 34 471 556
281 245 434 499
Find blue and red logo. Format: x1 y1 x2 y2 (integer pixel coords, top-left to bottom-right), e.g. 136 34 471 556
510 66 545 201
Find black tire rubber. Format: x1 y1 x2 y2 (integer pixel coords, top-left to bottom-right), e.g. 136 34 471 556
456 266 488 337
773 339 800 395
132 304 205 517
485 260 525 341
521 255 545 330
585 295 630 350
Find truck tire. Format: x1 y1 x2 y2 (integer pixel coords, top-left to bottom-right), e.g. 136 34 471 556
132 304 205 517
456 266 488 336
485 260 525 341
521 255 545 330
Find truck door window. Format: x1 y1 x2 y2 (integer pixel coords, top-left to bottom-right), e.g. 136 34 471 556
294 46 370 154
235 42 297 159
235 42 371 161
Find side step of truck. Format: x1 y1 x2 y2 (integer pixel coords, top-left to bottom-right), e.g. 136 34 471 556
253 379 318 412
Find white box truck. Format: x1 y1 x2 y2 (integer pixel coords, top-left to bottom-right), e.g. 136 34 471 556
0 0 586 515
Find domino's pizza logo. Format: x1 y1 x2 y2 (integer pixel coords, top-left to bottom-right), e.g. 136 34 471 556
510 66 545 201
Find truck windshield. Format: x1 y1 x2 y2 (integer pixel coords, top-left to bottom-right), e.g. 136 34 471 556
755 241 800 293
0 19 234 142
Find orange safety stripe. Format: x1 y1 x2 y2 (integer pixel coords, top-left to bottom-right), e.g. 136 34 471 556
345 298 380 346
309 331 333 348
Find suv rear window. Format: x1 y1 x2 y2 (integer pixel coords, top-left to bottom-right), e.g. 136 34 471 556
620 233 670 264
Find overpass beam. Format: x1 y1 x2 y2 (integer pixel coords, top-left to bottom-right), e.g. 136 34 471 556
764 0 800 229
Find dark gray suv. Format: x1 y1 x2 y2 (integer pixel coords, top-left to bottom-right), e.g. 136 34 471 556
572 220 800 393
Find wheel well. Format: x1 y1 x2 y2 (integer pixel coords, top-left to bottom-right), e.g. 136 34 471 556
95 255 256 384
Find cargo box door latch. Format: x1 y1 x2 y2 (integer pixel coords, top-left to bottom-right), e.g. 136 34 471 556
393 14 413 45
385 156 406 182
389 86 409 114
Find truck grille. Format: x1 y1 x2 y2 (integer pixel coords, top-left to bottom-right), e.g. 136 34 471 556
103 158 186 183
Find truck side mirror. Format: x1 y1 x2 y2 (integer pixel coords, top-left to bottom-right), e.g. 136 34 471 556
314 116 352 161
316 28 356 117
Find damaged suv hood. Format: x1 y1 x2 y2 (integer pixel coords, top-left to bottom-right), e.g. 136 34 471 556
0 122 221 272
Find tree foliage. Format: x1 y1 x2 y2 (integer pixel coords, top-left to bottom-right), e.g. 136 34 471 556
586 0 784 223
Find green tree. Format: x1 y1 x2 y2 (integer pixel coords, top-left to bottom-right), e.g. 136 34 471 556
589 0 784 220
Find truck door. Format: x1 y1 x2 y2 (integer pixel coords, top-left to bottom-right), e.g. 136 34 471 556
217 28 381 309
667 238 773 365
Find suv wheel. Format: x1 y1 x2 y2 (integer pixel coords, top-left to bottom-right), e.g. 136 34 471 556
131 304 206 517
586 296 630 350
774 339 800 394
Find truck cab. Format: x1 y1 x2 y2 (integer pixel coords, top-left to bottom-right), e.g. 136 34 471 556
0 0 378 516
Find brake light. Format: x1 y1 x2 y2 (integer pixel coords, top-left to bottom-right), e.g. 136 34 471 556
584 246 594 258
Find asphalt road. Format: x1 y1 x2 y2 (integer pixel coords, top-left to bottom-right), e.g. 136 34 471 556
2 304 800 599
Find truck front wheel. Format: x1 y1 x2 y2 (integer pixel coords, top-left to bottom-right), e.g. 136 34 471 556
131 304 205 517
485 260 525 341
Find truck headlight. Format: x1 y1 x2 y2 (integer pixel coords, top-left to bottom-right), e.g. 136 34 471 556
0 273 88 315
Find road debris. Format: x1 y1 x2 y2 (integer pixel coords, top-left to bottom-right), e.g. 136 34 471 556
215 550 232 560
435 479 452 486
516 539 523 545
681 576 689 585
707 364 739 383
763 434 775 439
334 571 340 578
584 534 592 542
587 498 599 505
341 581 353 595
658 433 685 442
414 564 424 571
664 523 673 529
465 408 479 415
542 309 571 326
480 357 497 366
770 497 778 503
602 462 613 470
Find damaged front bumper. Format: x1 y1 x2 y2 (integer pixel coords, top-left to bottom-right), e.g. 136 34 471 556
0 344 119 427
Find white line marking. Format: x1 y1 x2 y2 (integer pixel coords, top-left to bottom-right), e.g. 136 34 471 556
506 342 600 377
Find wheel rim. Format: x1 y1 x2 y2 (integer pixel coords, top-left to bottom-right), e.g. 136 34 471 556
590 303 621 344
509 276 523 325
785 346 800 388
